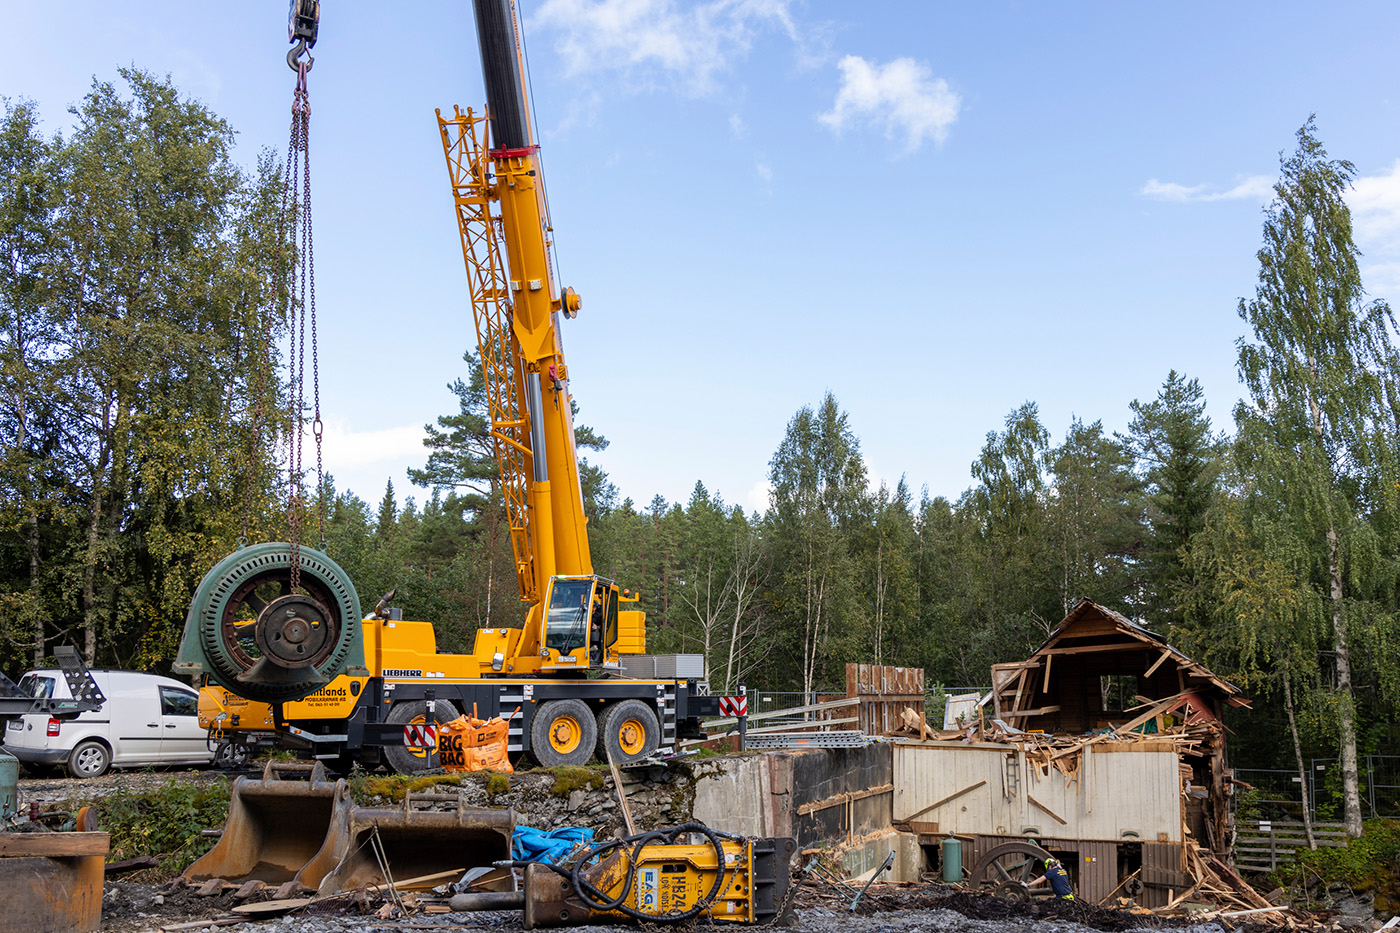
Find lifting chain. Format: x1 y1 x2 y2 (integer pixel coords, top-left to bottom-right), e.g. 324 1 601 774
277 34 323 593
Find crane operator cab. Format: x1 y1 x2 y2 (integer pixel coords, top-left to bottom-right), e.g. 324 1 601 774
542 576 620 672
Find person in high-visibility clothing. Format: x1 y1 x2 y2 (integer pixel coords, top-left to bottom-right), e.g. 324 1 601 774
1029 856 1075 900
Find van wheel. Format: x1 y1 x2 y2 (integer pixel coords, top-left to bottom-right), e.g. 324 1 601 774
384 701 453 774
596 700 660 765
67 740 111 778
529 699 596 768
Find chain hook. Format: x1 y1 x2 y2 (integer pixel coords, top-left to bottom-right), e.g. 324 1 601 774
287 39 315 73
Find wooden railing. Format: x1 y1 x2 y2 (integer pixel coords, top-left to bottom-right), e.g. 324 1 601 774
1235 820 1349 871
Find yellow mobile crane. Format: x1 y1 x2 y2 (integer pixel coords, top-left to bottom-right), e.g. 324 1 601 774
181 0 733 773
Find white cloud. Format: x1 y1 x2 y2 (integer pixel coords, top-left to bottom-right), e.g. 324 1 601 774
745 479 773 514
310 419 427 501
1139 175 1274 203
819 55 960 154
755 160 772 183
531 0 795 95
1351 160 1400 300
729 113 746 137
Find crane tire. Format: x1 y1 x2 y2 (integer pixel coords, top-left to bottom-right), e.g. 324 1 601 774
384 701 454 774
528 699 596 768
595 699 660 765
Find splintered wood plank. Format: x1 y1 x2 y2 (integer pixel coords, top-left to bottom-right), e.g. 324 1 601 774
1144 647 1175 679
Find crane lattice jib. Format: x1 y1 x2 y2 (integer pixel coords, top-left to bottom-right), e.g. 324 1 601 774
437 106 537 605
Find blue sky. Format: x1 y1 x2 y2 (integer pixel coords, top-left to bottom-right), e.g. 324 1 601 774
4 1 1399 515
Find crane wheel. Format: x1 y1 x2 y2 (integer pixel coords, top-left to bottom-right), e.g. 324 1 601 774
595 699 660 765
528 699 596 768
385 701 455 774
177 542 364 704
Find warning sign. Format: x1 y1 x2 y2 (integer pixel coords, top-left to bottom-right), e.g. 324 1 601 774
403 724 438 749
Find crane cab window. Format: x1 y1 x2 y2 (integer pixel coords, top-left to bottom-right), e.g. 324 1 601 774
544 579 595 653
603 587 619 649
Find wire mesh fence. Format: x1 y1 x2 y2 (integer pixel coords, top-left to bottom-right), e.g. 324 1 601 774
1237 757 1400 822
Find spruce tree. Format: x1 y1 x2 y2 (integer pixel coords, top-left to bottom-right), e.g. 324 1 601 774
1123 371 1224 627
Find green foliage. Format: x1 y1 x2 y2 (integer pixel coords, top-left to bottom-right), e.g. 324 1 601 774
0 71 286 671
485 772 511 796
94 777 231 875
1267 820 1400 905
1123 370 1224 627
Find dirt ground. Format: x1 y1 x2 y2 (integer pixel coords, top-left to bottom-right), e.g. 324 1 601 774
17 765 230 810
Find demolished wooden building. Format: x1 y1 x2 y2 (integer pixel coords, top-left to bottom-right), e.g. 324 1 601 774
893 598 1249 907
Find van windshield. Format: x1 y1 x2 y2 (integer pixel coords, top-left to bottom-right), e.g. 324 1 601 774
19 674 54 699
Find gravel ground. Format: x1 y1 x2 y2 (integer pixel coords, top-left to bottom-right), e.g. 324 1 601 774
17 766 231 810
100 881 1243 933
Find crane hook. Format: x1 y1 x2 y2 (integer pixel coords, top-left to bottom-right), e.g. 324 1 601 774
287 39 315 73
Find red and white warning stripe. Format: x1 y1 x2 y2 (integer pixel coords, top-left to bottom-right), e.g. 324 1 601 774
719 695 748 718
403 723 438 749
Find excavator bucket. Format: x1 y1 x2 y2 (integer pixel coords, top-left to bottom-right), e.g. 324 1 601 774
313 790 514 894
188 763 514 894
185 761 342 886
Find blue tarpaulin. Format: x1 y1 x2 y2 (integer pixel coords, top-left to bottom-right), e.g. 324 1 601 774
513 826 594 864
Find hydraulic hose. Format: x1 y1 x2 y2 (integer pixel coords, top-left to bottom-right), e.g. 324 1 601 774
564 822 739 923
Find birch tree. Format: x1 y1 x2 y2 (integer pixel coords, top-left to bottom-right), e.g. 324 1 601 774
1234 117 1400 836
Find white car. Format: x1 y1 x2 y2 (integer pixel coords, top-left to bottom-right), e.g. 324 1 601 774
3 669 213 777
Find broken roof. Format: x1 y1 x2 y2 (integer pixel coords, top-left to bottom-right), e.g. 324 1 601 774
979 598 1245 712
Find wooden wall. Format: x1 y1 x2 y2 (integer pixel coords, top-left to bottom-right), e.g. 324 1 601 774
893 742 1182 843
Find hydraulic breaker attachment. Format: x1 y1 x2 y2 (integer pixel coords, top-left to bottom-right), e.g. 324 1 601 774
313 789 514 893
184 760 341 886
515 830 797 928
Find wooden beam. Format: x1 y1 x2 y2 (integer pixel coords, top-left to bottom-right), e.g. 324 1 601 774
1027 794 1068 826
904 780 988 822
1038 642 1154 656
997 705 1062 719
795 783 894 816
1143 647 1174 679
1042 652 1053 694
0 832 108 857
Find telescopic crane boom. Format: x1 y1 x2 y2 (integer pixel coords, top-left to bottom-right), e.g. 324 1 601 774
437 0 642 675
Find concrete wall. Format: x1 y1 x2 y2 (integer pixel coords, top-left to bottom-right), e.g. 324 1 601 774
690 744 918 882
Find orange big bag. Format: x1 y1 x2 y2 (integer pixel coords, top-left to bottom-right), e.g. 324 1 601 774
438 705 514 774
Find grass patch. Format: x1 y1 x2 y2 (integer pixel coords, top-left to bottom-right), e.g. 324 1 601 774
548 765 606 797
93 776 231 876
486 773 511 796
348 773 463 804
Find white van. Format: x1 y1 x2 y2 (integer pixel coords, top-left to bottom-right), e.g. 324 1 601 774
2 669 213 777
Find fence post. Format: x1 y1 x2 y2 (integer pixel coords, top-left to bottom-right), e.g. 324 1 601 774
738 685 747 752
1368 755 1376 818
1269 827 1276 871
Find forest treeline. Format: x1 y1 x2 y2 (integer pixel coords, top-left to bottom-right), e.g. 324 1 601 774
3 77 1398 826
